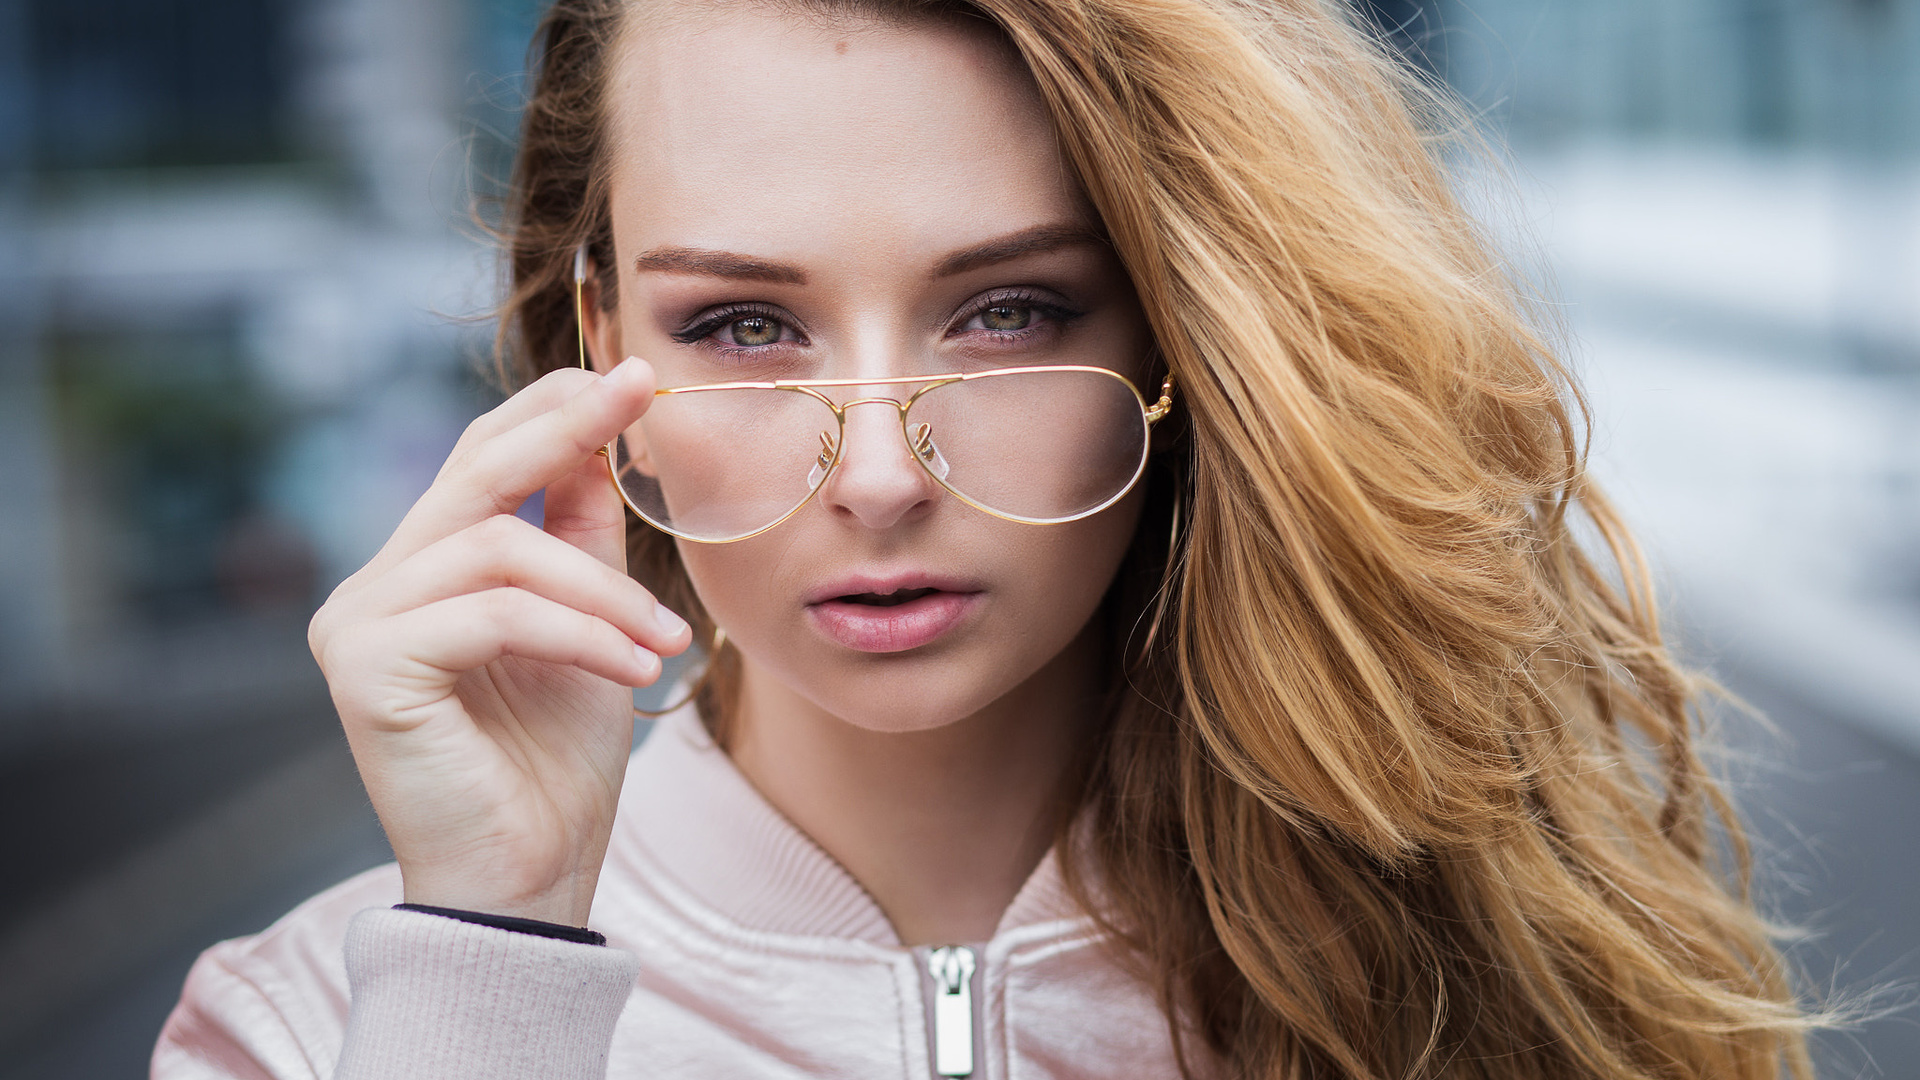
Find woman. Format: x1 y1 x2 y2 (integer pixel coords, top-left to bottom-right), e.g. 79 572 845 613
154 1 1818 1077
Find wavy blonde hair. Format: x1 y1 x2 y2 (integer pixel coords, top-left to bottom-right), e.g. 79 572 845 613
495 1 1819 1076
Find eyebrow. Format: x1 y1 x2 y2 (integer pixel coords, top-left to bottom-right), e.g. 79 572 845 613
629 223 1104 288
631 247 807 284
930 223 1105 278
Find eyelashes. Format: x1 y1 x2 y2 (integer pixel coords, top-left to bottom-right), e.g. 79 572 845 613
669 303 798 348
668 288 1084 354
951 289 1083 337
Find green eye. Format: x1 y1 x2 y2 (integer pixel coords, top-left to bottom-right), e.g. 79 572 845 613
728 316 781 346
979 305 1031 331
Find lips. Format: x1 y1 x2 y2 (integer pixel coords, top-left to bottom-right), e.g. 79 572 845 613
805 574 982 653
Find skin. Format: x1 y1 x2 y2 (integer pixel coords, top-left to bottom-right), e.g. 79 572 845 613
310 5 1152 944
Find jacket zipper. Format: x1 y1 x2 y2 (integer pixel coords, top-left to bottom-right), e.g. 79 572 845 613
927 944 977 1077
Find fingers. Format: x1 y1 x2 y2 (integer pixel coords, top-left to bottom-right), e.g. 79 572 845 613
540 433 627 572
456 357 655 517
347 588 664 709
381 357 655 571
355 515 690 658
437 367 598 469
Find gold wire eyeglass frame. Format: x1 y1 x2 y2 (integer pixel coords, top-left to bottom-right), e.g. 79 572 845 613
571 245 1176 545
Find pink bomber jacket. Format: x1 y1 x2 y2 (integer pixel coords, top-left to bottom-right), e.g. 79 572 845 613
150 706 1187 1079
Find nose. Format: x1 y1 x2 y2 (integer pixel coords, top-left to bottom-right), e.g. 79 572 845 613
820 398 942 530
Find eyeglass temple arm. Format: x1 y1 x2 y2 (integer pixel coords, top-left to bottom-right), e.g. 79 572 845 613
1145 372 1176 426
575 244 617 463
574 243 590 371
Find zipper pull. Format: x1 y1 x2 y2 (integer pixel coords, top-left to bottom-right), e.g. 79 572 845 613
927 945 976 1077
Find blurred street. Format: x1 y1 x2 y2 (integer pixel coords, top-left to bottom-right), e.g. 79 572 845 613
1 0 1916 1077
1727 665 1920 1078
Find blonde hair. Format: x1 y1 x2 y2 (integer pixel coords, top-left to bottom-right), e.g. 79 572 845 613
496 1 1820 1076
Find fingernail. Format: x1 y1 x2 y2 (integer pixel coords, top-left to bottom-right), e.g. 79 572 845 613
654 602 688 638
634 645 661 679
610 356 643 382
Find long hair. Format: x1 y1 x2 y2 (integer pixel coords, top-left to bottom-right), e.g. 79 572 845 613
494 1 1818 1076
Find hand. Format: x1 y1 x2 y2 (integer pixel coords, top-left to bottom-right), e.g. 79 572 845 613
307 358 690 926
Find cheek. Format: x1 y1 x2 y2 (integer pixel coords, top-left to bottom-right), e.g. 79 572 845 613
1009 498 1144 632
672 539 770 636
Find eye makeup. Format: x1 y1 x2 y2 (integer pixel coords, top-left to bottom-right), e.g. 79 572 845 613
670 302 807 349
947 287 1084 341
658 278 1094 368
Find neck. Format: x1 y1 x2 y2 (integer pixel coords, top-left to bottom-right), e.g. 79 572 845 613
727 630 1102 946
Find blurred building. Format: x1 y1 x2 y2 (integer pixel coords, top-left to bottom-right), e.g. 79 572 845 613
0 0 541 1072
1448 0 1918 152
0 0 535 731
1445 0 1920 366
1438 0 1920 744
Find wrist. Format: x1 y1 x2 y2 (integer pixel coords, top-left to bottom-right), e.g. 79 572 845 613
400 868 601 927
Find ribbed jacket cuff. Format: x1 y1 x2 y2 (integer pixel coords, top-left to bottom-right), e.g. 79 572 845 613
335 907 638 1080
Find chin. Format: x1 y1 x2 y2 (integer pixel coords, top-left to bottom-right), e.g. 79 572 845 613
815 660 1016 734
754 635 1040 736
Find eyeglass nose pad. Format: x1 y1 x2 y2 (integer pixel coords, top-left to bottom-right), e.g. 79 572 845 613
909 422 950 481
806 429 839 489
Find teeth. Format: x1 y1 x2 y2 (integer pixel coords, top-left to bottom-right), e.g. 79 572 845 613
844 588 937 607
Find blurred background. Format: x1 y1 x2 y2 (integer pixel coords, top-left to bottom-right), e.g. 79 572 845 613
0 0 1913 1076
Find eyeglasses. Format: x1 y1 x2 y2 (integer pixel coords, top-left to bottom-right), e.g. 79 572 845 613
573 246 1175 543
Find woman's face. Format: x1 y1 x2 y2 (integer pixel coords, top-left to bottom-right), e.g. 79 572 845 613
594 4 1152 732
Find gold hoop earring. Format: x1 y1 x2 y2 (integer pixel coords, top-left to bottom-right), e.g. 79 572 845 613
635 626 727 718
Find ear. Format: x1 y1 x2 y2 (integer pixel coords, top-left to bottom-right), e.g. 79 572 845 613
578 259 623 377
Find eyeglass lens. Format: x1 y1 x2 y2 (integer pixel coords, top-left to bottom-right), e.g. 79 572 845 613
610 367 1150 543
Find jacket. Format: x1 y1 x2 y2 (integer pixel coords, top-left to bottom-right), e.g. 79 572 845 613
151 706 1186 1079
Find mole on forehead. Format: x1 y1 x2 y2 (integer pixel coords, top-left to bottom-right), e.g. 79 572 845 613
617 0 1013 82
622 0 947 39
606 0 982 119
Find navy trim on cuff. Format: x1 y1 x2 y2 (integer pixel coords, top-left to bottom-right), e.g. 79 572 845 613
393 903 607 946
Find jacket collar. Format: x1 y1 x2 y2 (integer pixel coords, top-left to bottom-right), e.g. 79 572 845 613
612 705 1082 947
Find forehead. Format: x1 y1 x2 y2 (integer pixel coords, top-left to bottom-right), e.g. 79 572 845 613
603 4 1083 258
